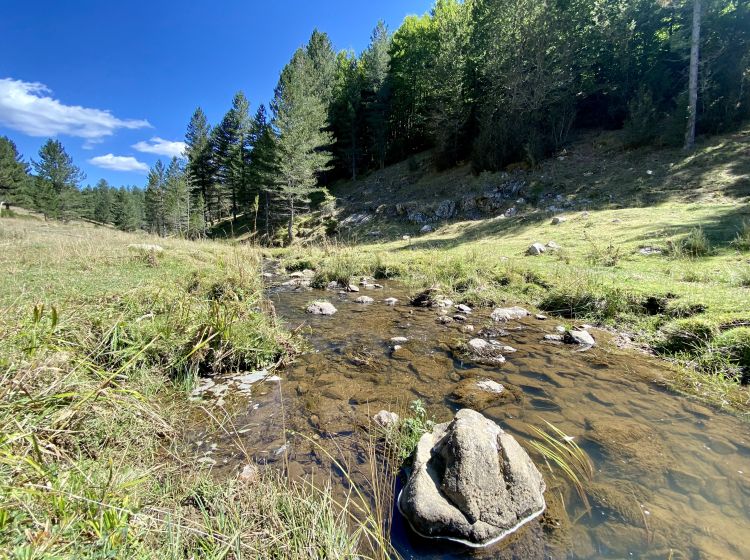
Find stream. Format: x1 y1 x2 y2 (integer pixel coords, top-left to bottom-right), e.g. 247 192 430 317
188 267 750 559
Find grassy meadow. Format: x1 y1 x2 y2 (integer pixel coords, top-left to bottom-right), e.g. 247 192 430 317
0 215 382 559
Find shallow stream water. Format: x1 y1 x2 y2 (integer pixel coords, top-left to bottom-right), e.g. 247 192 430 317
189 268 750 559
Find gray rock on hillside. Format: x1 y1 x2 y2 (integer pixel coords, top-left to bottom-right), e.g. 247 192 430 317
551 216 567 225
399 409 546 546
526 243 546 255
306 301 337 315
490 306 530 322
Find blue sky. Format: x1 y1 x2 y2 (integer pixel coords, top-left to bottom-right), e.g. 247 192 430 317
0 0 432 187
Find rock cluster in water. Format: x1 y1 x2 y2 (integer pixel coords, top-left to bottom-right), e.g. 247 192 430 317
399 409 546 547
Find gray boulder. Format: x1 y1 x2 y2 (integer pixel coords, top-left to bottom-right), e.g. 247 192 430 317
399 409 546 546
306 301 337 315
420 224 434 234
526 243 546 256
564 329 596 346
490 306 530 322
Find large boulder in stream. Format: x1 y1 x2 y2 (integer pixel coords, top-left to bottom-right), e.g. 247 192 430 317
306 301 337 315
399 409 546 547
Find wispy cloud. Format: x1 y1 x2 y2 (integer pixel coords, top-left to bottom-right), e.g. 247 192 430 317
132 136 186 158
88 154 149 173
0 77 150 140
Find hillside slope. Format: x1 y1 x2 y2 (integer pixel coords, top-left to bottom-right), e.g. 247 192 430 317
281 128 750 412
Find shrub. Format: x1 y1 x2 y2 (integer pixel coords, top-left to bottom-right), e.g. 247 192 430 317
655 318 719 353
538 284 633 321
667 228 712 258
713 327 750 369
731 221 750 251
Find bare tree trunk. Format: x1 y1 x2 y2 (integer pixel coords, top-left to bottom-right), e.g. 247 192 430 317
684 0 701 151
287 196 294 245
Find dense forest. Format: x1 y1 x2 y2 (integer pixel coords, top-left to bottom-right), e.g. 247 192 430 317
1 0 748 242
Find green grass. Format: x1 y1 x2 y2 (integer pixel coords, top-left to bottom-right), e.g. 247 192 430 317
0 217 380 558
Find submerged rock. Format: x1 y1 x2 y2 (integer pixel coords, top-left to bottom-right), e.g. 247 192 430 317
384 297 399 305
410 288 439 307
399 409 546 546
451 378 521 410
491 306 530 322
355 295 374 304
306 301 337 315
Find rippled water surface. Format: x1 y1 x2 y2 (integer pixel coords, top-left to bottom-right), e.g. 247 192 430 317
189 269 750 559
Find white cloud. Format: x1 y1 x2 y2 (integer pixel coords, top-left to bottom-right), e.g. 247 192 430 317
0 77 150 140
132 136 187 158
88 154 149 173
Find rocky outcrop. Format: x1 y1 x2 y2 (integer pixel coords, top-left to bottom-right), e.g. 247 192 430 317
399 409 546 547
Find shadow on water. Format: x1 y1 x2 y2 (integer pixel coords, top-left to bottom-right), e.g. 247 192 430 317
187 270 750 559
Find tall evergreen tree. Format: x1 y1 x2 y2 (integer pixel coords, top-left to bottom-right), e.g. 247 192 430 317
164 157 190 236
272 46 333 244
92 179 114 224
330 51 364 180
213 92 251 221
0 136 30 206
361 21 392 169
144 160 167 235
185 108 215 222
247 104 278 237
31 139 85 220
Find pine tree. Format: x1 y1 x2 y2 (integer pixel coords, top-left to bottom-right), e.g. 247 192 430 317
0 136 30 206
330 51 364 180
113 187 140 232
185 108 215 222
213 92 251 221
272 47 333 244
92 179 113 224
361 21 392 169
31 139 85 220
247 104 278 237
164 157 190 236
144 160 166 235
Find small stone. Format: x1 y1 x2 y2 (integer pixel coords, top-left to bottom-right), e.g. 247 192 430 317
546 241 561 250
453 314 467 322
384 297 399 305
551 216 567 225
390 336 408 344
373 410 400 428
347 284 360 292
128 243 164 253
502 345 517 353
456 304 472 313
438 315 454 324
543 334 563 342
402 235 411 241
355 296 374 304
420 225 434 234
239 464 259 483
555 325 566 334
289 271 304 278
535 314 547 320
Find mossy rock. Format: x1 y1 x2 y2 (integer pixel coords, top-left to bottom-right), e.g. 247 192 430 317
655 317 718 353
714 327 750 368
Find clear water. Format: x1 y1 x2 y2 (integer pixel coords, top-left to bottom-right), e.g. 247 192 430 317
188 272 750 559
